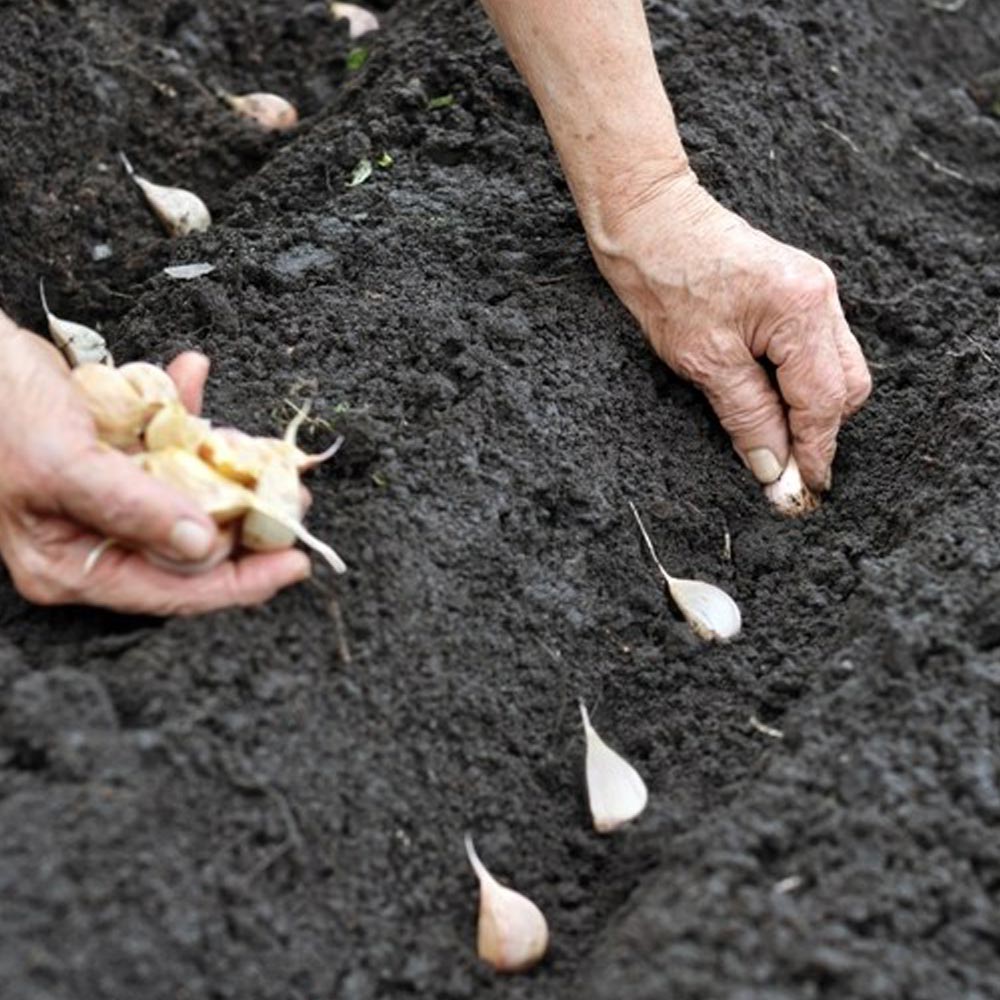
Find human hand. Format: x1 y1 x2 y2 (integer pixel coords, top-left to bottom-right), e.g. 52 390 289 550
588 169 872 493
0 310 310 614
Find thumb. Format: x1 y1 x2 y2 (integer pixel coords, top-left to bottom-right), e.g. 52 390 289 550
675 333 791 484
57 444 219 561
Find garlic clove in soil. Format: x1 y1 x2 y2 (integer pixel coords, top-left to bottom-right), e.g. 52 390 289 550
222 91 298 132
580 702 648 833
39 279 112 368
629 502 742 642
119 152 211 237
763 455 819 517
465 835 549 974
329 2 380 38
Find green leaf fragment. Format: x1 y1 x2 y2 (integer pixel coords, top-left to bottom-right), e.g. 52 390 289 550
346 46 368 71
426 94 455 110
376 151 394 169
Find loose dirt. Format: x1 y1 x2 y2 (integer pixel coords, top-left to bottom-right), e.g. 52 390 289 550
1 1 999 997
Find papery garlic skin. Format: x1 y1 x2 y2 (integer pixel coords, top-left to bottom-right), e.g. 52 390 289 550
39 279 112 368
764 455 819 517
580 703 648 833
224 92 298 132
465 836 548 974
330 1 380 37
119 152 211 237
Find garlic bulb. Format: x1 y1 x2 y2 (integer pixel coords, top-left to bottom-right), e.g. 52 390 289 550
242 457 302 551
39 279 112 368
465 836 548 974
70 364 148 449
629 502 742 642
222 92 298 132
329 2 380 37
580 702 648 833
119 152 211 237
764 455 819 516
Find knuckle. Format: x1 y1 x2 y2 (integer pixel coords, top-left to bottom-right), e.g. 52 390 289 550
848 366 874 409
773 256 838 310
668 329 740 386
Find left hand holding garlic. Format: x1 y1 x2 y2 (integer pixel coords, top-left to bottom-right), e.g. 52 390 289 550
0 310 310 615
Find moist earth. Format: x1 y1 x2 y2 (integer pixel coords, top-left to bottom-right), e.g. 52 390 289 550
1 1 999 998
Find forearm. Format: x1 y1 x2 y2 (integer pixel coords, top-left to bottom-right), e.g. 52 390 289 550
480 0 689 234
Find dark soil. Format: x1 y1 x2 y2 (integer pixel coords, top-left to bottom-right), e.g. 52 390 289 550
2 0 999 997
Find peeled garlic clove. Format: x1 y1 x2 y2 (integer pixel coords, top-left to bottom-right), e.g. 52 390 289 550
39 279 112 368
119 152 211 237
764 455 819 517
329 1 380 37
666 576 742 642
137 447 254 522
144 401 211 452
242 457 302 552
223 92 298 132
70 363 148 448
629 502 742 642
199 428 271 485
465 836 548 974
580 702 648 833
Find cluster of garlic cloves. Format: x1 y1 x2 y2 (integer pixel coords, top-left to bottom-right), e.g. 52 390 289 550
119 152 211 237
69 362 344 573
629 502 742 641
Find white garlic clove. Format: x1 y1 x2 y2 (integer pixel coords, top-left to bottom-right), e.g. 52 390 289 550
665 577 742 642
70 363 148 449
117 362 179 423
580 702 648 833
464 835 548 974
119 152 211 237
39 279 112 368
137 448 255 522
629 502 742 642
763 455 819 517
242 457 302 552
222 92 298 132
144 401 211 453
330 2 380 37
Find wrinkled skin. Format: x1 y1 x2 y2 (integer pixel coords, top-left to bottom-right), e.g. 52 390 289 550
0 310 310 615
589 171 873 491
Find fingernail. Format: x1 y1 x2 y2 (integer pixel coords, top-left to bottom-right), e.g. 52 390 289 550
746 448 783 484
169 518 214 561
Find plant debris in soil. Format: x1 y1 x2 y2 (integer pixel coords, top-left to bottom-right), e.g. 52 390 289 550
1 1 1000 998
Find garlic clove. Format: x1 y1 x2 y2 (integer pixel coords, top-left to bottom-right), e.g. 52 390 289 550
199 428 273 486
465 835 548 974
222 92 298 132
144 401 211 453
137 448 255 522
70 363 148 449
580 702 648 833
763 455 819 517
629 502 742 642
117 362 179 423
241 457 302 552
665 576 742 642
119 152 211 237
329 1 380 37
39 279 112 368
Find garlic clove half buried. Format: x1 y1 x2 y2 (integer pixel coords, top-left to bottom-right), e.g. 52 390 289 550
465 835 548 974
629 502 742 642
580 702 648 833
222 92 298 132
764 455 819 517
39 279 112 368
329 2 380 38
119 152 211 237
